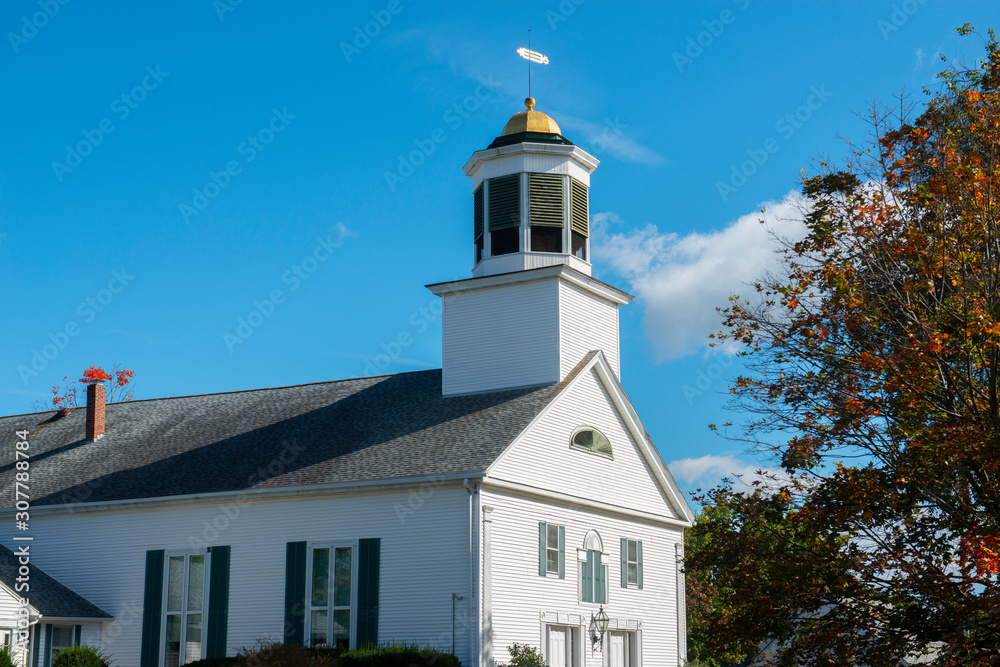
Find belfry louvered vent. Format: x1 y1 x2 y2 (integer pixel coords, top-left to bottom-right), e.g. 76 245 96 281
528 173 565 228
488 174 521 230
473 184 484 241
570 178 589 237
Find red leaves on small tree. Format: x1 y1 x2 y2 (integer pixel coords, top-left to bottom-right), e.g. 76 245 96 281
46 363 136 410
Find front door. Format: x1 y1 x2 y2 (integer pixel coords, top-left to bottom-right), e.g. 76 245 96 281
547 626 568 667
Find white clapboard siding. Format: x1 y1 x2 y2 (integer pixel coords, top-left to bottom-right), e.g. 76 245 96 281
442 279 561 395
481 488 684 667
489 368 679 520
558 282 620 380
13 484 475 666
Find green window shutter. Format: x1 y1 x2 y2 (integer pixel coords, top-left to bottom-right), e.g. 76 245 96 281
637 541 644 590
582 551 594 603
42 625 52 667
488 174 520 231
73 626 81 646
570 178 589 237
528 173 564 228
284 541 307 645
620 538 628 588
538 522 547 577
474 184 484 241
140 549 165 667
357 538 381 648
31 622 40 667
207 545 231 658
558 526 566 580
594 551 606 604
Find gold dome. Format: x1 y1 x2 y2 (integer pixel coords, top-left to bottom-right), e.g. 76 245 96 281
501 99 562 136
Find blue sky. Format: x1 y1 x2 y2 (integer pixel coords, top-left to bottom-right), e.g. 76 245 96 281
2 0 997 500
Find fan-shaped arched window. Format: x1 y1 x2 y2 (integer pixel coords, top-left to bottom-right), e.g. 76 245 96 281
571 428 613 458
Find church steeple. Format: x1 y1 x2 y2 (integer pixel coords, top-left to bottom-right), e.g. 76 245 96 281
463 98 599 278
429 100 631 397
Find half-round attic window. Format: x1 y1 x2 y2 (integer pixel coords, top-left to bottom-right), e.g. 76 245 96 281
571 428 613 458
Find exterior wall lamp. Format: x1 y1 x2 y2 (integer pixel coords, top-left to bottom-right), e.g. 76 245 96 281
589 605 610 652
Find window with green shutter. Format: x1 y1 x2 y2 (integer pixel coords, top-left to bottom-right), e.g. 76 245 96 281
537 522 565 578
580 531 607 604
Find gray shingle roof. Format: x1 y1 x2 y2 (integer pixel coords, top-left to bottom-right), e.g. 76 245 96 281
0 545 112 619
0 359 595 508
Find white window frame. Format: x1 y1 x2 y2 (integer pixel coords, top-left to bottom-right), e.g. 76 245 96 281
304 541 359 650
160 550 210 667
545 523 561 576
625 539 640 587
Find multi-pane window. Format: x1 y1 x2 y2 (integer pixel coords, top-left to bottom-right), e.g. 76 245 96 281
538 522 565 578
49 626 74 665
546 524 560 574
619 538 644 589
309 545 355 650
163 553 207 667
626 540 639 585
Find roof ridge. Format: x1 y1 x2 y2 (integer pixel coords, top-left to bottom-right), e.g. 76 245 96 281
2 368 442 419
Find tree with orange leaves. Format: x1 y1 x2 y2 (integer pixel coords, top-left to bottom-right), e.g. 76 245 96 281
687 26 1000 667
41 363 136 411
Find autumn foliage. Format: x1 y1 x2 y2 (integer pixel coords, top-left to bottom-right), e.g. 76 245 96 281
687 27 1000 667
48 363 135 409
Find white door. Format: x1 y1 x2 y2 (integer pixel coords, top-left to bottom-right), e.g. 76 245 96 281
608 631 626 667
547 626 567 667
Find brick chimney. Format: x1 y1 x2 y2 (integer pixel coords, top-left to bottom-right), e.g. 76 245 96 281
86 382 106 441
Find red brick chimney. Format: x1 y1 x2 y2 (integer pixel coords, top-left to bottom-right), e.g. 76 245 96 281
86 382 106 441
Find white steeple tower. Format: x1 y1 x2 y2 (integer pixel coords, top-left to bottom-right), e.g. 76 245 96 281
428 98 633 396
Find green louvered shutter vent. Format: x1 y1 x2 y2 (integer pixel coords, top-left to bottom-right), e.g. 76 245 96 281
473 184 484 241
357 538 381 648
538 523 547 577
594 551 606 604
284 542 307 646
570 178 589 237
140 550 165 667
637 540 644 590
488 174 521 231
73 626 81 646
582 551 594 603
620 538 628 588
558 526 566 580
207 545 231 658
528 173 564 228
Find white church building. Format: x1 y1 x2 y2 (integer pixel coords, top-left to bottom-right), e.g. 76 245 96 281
0 99 694 667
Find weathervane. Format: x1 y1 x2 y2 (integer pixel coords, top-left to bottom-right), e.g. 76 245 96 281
516 27 549 108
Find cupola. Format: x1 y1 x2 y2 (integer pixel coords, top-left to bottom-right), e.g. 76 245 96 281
429 97 632 397
463 97 599 279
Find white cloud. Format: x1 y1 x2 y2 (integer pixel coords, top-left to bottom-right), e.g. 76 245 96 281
555 113 666 165
592 190 808 361
668 454 782 493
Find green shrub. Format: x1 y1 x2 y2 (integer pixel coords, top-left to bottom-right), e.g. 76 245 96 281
504 643 544 666
182 658 239 667
234 640 336 667
338 643 460 667
51 645 110 667
0 644 16 667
